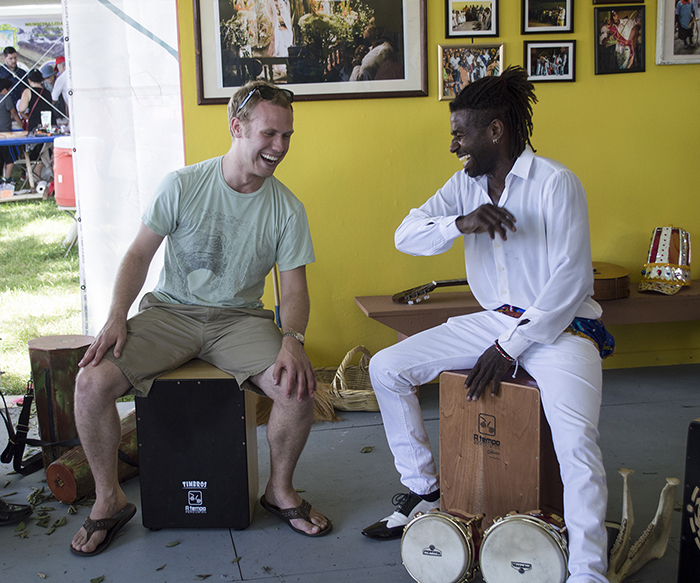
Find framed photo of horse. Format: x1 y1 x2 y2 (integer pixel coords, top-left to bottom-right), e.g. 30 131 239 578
594 5 645 74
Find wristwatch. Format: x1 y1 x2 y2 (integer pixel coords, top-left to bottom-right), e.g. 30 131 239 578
282 331 305 346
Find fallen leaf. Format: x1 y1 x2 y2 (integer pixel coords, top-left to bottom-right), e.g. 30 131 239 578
156 564 166 571
15 530 29 538
361 446 373 453
45 526 56 535
90 576 105 583
36 517 50 528
231 557 242 564
165 541 180 547
15 521 26 532
53 517 67 528
67 506 77 515
3 480 10 488
38 573 47 579
294 488 306 493
194 576 211 580
2 491 18 498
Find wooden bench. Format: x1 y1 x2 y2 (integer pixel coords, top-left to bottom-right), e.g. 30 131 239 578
355 281 700 340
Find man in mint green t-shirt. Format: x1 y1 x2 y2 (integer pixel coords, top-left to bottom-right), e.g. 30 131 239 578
70 81 331 557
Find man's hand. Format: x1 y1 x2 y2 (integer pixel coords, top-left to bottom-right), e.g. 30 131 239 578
272 337 317 402
465 344 514 401
456 204 516 241
78 316 127 368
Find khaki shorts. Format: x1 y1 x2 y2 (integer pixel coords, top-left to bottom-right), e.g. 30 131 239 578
103 293 281 397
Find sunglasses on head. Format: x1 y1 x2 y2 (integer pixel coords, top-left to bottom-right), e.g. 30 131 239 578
236 86 294 114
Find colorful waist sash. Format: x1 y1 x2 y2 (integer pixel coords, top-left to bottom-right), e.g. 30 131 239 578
494 304 615 359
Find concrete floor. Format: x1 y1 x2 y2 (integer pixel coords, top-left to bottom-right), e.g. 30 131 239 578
1 364 698 583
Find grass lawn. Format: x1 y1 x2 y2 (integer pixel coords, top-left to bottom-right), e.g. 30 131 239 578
0 199 81 394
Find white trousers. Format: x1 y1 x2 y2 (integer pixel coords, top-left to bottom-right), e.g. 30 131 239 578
369 311 609 583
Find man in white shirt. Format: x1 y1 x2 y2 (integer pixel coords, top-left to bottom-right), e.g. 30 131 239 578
362 66 612 583
51 56 68 117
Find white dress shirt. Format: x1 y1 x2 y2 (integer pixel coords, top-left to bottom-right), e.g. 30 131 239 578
395 147 601 359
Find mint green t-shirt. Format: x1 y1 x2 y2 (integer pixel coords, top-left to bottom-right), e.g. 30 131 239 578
142 156 315 308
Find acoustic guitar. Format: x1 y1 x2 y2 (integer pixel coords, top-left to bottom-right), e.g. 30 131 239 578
392 279 469 304
592 262 630 300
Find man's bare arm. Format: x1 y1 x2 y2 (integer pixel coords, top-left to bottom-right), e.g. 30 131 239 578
274 265 316 401
79 222 164 367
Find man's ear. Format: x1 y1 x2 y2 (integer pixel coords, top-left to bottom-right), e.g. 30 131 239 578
230 117 245 139
490 118 505 143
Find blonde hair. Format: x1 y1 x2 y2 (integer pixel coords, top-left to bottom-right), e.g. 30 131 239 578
227 80 294 137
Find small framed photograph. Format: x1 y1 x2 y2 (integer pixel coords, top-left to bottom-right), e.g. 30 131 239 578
656 0 700 65
446 0 499 37
524 41 575 82
522 0 574 34
438 44 504 100
594 6 645 74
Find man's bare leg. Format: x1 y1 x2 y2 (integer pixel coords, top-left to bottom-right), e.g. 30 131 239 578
251 367 329 535
70 360 132 553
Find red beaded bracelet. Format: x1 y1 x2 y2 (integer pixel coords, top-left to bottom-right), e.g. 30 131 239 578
494 339 515 362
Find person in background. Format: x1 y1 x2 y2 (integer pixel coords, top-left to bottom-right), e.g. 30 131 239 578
40 62 56 93
17 70 54 181
0 77 23 185
51 56 68 118
0 47 28 109
363 66 612 583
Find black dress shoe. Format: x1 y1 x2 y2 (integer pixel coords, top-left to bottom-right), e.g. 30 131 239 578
0 499 33 526
362 492 440 540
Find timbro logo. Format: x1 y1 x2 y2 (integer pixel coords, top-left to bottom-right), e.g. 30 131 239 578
511 561 533 573
422 544 443 557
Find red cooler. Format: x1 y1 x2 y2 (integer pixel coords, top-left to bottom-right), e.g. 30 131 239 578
53 136 75 208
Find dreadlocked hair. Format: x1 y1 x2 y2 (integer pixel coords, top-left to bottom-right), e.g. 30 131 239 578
450 66 538 160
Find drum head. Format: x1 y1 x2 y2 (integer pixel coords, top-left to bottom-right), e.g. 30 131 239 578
480 517 568 583
401 514 472 583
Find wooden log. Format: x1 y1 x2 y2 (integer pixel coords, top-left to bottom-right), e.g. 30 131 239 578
46 410 139 504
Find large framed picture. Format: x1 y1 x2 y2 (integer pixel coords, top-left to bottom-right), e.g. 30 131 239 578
194 0 428 104
445 0 499 37
438 43 504 100
522 0 574 34
524 40 575 82
594 6 645 74
656 0 700 65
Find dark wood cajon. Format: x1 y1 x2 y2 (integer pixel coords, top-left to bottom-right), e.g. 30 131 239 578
136 359 258 530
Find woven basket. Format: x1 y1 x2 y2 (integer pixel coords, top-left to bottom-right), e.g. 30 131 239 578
327 345 380 412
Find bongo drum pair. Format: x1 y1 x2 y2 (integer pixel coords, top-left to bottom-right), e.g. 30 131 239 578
401 510 569 583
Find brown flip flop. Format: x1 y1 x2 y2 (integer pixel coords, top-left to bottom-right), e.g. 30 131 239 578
70 503 137 557
260 495 332 537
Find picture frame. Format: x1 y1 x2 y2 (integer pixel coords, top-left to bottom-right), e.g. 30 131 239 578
194 0 428 105
594 6 645 74
524 40 576 81
438 43 504 100
522 0 574 34
445 0 499 38
655 0 700 65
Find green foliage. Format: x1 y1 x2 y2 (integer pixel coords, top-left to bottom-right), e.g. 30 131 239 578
0 200 81 394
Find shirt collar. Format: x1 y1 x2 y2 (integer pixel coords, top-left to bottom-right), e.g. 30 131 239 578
509 146 535 182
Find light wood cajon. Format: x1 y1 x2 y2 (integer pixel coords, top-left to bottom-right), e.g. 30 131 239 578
439 369 563 527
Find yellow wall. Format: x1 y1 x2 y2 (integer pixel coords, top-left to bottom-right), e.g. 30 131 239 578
177 0 700 370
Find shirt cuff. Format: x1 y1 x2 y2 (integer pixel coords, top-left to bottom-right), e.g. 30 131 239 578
496 329 534 360
442 216 462 240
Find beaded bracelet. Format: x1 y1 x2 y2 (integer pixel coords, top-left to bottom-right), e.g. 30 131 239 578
494 339 515 363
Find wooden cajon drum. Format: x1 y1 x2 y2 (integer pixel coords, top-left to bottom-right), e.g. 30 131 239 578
136 359 258 530
439 369 563 527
